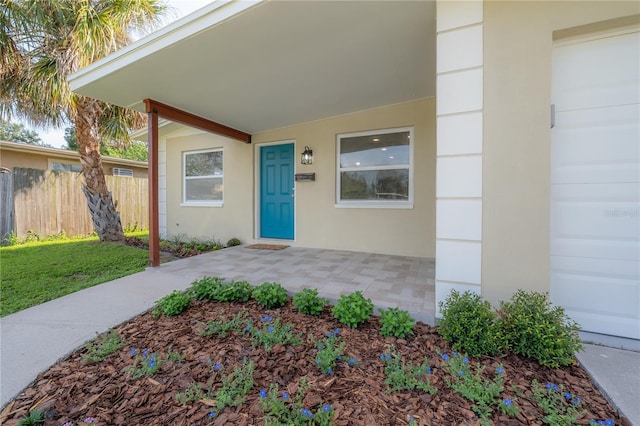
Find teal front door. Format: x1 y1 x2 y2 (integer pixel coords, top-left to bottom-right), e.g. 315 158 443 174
260 143 294 239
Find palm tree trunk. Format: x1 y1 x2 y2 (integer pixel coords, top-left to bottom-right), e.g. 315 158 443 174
75 96 124 242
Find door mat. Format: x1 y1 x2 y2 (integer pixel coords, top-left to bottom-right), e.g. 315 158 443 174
245 244 290 250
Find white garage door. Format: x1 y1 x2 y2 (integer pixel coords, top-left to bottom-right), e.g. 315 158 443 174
551 28 640 340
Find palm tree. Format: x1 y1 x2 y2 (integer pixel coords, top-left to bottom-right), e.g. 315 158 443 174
0 0 166 241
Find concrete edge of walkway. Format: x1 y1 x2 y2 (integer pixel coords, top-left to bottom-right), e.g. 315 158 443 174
576 345 640 426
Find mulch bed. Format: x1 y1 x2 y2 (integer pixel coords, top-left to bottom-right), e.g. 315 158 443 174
1 300 630 426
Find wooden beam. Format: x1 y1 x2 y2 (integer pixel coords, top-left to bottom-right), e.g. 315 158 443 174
143 98 251 143
148 110 160 267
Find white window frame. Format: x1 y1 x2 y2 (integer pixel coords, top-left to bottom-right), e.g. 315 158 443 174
182 148 224 207
336 127 414 209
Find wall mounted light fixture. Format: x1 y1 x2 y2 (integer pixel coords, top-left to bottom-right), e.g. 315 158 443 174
301 146 313 165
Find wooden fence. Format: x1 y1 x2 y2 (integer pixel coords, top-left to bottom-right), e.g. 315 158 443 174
0 168 148 239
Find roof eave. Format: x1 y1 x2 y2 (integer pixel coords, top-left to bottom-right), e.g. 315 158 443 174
68 0 264 98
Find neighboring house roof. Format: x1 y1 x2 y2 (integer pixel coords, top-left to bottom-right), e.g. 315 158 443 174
0 140 148 169
69 0 436 135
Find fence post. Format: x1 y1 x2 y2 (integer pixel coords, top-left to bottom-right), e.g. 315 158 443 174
0 171 15 241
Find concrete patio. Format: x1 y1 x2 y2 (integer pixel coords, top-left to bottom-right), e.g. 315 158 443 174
160 245 436 324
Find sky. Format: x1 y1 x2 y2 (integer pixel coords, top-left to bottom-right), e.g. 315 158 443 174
23 0 214 149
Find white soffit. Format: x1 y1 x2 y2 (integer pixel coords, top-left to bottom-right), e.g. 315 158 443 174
69 0 436 134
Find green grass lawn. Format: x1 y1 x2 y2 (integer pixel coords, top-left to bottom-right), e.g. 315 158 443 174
0 235 150 317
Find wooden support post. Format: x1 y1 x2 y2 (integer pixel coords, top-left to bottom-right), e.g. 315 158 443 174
148 109 160 267
142 98 250 267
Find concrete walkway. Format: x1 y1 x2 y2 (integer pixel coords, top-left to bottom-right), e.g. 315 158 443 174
1 246 638 425
576 345 640 426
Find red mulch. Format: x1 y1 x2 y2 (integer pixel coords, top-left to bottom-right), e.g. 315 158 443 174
1 300 629 426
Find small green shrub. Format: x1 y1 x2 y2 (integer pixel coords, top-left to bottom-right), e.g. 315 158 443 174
292 288 328 315
531 379 585 425
253 282 288 309
248 316 303 352
227 237 242 247
499 290 583 368
17 410 45 426
152 290 192 317
379 307 415 338
126 349 163 379
214 359 255 412
216 280 253 302
332 291 373 328
313 329 345 374
442 352 514 422
175 382 206 405
199 311 248 338
380 347 436 394
189 276 224 300
260 377 334 426
438 290 506 357
83 329 125 362
166 348 186 363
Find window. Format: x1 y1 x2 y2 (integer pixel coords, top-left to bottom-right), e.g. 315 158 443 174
50 161 83 173
183 149 223 205
336 127 413 208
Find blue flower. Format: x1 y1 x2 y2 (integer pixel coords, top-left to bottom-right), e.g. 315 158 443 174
129 348 136 356
327 369 333 375
565 392 572 400
301 408 314 418
442 354 450 361
245 325 251 331
546 383 553 389
553 385 559 391
282 392 289 400
323 405 331 412
260 316 273 322
380 354 385 360
503 399 512 406
458 370 464 375
334 329 340 335
337 355 342 360
149 361 155 368
318 345 324 350
463 357 469 364
426 367 432 374
260 389 267 399
572 397 582 406
385 353 391 360
605 420 614 426
497 367 504 374
143 349 149 356
209 411 216 418
268 326 275 332
452 351 458 357
348 358 357 366
214 363 221 371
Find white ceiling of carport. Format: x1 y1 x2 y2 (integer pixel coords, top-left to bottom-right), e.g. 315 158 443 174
70 0 436 135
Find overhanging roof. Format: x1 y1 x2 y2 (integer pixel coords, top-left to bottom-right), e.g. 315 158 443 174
69 0 436 135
